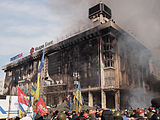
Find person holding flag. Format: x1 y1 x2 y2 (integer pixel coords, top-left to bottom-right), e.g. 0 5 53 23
73 81 84 114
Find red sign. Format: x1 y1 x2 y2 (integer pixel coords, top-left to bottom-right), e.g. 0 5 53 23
18 88 29 106
19 53 23 57
34 97 49 116
30 47 34 54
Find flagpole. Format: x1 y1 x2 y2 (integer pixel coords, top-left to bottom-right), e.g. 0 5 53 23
27 94 31 116
7 81 14 120
7 95 11 120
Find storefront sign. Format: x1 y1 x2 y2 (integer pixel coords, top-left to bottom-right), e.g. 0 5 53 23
35 44 44 51
10 53 23 61
34 40 53 52
45 40 53 47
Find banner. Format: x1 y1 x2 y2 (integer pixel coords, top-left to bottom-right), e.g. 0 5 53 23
18 88 29 106
34 97 49 116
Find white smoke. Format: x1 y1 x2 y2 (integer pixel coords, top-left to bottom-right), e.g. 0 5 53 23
128 88 155 109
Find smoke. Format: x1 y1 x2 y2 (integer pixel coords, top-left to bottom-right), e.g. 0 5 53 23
46 0 109 40
47 0 160 61
128 88 155 109
106 0 160 61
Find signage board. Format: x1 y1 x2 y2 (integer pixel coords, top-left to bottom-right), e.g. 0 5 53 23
10 53 23 62
34 40 53 52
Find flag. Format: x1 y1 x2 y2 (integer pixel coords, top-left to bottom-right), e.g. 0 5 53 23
37 50 45 73
19 103 25 118
33 73 40 109
18 87 29 106
67 95 71 110
30 86 36 96
33 50 45 110
28 95 32 107
73 82 84 113
34 97 49 116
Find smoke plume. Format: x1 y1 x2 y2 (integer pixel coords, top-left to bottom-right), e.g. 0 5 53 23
128 88 155 109
47 0 160 61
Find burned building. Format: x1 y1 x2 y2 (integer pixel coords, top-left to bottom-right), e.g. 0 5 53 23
2 2 151 109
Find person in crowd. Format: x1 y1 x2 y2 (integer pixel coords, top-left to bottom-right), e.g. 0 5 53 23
136 109 147 120
50 110 59 120
88 110 96 120
113 111 123 120
57 112 67 120
34 111 44 120
43 113 50 120
20 112 32 120
71 111 79 120
150 109 160 120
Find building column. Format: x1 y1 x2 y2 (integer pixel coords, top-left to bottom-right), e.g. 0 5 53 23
88 91 93 107
101 90 106 108
115 90 120 109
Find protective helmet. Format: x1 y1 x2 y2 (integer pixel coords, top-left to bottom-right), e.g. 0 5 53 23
113 111 121 117
137 109 145 114
57 113 66 120
83 112 89 119
147 112 154 119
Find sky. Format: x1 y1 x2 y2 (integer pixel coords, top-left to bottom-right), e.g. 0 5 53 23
0 0 160 79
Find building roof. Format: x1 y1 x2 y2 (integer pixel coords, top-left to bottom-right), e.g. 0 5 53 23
2 20 149 71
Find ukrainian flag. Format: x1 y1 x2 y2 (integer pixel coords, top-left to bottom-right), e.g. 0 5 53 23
30 86 36 96
33 50 45 111
19 103 25 118
73 82 84 113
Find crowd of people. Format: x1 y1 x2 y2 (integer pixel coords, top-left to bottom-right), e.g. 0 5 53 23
16 106 160 120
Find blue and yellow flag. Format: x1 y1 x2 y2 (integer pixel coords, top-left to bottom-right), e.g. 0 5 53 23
30 86 36 96
37 50 45 73
28 95 32 107
19 103 25 118
33 50 45 110
73 82 84 113
67 95 71 110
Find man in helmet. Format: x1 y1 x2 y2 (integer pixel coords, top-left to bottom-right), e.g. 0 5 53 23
101 109 114 120
136 109 147 120
150 109 160 120
147 112 154 120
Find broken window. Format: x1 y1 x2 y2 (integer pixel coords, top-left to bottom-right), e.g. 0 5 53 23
104 52 114 67
103 35 114 67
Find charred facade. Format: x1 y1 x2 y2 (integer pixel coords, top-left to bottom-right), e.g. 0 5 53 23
2 3 151 109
